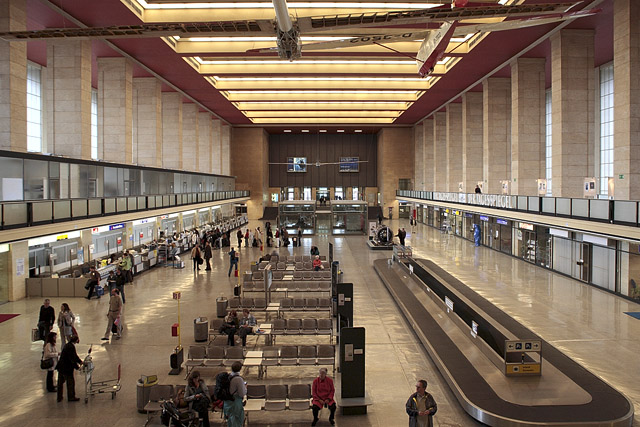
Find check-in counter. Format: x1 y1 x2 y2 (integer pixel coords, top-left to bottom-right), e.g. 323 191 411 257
27 278 42 297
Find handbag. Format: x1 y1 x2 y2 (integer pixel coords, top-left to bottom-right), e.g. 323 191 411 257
198 257 204 265
40 350 54 370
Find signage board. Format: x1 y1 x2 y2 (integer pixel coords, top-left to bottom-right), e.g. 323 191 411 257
339 157 360 172
109 223 125 231
445 296 454 312
496 219 508 225
173 291 181 300
519 222 534 231
479 215 489 222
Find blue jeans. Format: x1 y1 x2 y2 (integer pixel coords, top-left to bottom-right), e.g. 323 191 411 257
228 261 238 276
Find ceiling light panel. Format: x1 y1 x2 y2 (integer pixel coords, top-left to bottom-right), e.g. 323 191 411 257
251 117 396 124
208 76 431 90
223 91 419 102
234 101 411 110
245 110 401 118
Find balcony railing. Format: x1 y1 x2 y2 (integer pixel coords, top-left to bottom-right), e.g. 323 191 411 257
1 190 250 230
396 190 640 227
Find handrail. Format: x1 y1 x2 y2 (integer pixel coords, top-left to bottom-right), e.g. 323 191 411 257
1 190 250 231
396 190 638 227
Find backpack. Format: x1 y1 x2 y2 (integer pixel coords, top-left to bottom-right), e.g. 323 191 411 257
214 372 234 401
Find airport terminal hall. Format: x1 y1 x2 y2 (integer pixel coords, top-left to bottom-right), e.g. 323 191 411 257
1 0 640 426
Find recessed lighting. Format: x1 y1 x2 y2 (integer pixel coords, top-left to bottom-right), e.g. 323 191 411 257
354 130 363 133
284 130 292 132
337 130 345 133
319 130 327 133
301 130 309 133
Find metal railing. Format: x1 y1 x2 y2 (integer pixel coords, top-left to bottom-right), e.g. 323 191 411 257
397 190 640 227
0 190 250 230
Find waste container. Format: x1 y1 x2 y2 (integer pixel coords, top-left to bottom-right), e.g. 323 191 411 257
136 375 158 413
194 317 208 342
216 296 228 318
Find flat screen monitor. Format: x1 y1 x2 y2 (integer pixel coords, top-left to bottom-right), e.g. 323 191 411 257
287 157 307 172
339 157 359 172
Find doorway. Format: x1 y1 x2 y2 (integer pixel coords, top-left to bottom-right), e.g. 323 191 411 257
572 242 591 283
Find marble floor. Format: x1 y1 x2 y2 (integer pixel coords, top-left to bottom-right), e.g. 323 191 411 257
0 219 639 427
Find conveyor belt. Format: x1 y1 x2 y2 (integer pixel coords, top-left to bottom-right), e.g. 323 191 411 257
374 257 634 426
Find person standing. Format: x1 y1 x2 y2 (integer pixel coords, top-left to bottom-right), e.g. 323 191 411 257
204 241 213 271
185 370 211 427
228 247 238 277
37 299 55 341
397 228 406 246
406 379 437 427
119 251 133 284
475 185 482 194
101 288 123 341
191 244 202 273
85 266 101 299
244 229 249 248
402 227 407 245
56 335 82 402
57 303 75 346
114 268 126 304
311 367 336 426
297 226 303 247
236 229 243 248
224 361 246 427
43 331 58 392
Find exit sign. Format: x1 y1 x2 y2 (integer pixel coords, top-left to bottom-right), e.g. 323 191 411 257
619 174 624 179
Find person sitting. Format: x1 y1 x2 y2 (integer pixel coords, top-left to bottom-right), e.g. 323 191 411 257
312 368 336 426
310 246 320 256
220 310 239 346
237 309 257 347
313 255 324 271
185 370 211 427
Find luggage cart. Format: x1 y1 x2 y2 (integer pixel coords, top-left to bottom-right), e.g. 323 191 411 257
82 347 122 403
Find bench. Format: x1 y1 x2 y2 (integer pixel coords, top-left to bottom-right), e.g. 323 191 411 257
184 344 246 378
270 318 333 344
245 383 314 424
260 345 336 376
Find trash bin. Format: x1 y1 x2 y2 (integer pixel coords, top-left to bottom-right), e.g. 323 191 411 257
216 296 228 318
136 375 158 413
194 317 208 342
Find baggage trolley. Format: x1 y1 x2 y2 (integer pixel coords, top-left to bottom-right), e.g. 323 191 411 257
82 347 122 403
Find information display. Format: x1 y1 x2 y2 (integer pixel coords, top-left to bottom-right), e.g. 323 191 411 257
339 157 359 172
287 157 307 172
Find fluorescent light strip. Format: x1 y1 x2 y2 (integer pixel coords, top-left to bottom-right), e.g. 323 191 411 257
197 58 416 65
235 101 410 105
226 90 418 94
214 76 426 82
184 36 361 42
136 1 443 10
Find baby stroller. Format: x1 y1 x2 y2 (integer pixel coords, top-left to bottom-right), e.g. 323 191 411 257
160 400 201 427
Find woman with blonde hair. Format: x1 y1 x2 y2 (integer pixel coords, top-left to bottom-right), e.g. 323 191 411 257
57 303 75 346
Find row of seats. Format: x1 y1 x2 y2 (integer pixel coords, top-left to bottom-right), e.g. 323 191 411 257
260 345 336 373
264 255 327 263
246 383 313 412
248 270 332 282
227 297 267 311
257 260 330 271
185 345 246 377
280 297 331 312
271 318 333 344
243 278 332 293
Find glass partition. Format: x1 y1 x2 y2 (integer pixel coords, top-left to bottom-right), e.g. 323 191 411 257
278 201 316 235
331 201 367 234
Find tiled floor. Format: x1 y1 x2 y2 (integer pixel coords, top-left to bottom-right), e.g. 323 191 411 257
0 219 638 426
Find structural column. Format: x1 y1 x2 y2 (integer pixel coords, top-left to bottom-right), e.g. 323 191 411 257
162 92 182 170
550 29 595 198
198 112 212 174
377 128 414 219
221 124 230 175
613 0 640 199
211 118 222 175
422 119 434 190
231 128 269 219
511 58 545 195
97 57 133 164
414 123 423 190
483 77 511 194
446 103 463 192
45 40 92 159
462 91 483 192
0 0 26 152
433 112 447 191
132 77 162 167
182 103 198 172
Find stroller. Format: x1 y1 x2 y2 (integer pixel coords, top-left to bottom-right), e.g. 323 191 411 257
160 399 201 427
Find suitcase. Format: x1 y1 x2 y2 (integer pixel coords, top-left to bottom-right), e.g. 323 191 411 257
31 328 40 342
96 285 105 297
233 284 241 297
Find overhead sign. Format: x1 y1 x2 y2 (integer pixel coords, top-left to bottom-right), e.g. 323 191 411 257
432 192 514 209
109 223 125 231
505 340 541 353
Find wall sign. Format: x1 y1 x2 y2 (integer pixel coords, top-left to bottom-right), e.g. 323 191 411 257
109 223 125 231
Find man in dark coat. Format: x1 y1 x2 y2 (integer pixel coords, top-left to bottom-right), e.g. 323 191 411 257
37 299 55 340
56 335 83 402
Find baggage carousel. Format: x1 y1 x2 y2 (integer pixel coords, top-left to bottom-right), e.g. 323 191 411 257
374 257 634 427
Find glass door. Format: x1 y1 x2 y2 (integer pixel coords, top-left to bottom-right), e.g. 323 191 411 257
572 242 591 283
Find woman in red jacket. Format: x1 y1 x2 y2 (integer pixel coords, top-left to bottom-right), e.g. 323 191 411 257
311 367 336 426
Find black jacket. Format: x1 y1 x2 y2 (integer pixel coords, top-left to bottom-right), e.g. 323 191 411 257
56 342 82 375
38 305 55 325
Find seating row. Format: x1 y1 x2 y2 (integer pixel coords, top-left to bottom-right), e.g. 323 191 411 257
257 260 330 271
246 383 313 413
263 255 326 263
280 297 331 312
260 345 336 374
185 345 246 377
248 270 332 282
243 279 332 294
227 297 267 311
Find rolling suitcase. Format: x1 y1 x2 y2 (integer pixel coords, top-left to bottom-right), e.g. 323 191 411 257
233 284 241 297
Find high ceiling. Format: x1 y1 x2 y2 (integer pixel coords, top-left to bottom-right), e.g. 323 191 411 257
23 0 611 132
